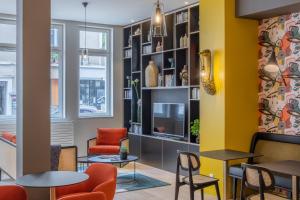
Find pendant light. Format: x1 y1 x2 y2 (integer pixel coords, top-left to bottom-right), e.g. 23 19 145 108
150 0 167 37
81 2 89 63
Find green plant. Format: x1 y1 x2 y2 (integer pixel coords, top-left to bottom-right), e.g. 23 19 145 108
131 79 140 99
190 119 200 137
120 146 128 153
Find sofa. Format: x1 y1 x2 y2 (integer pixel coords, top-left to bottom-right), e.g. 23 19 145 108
229 132 300 199
0 131 78 180
87 128 129 155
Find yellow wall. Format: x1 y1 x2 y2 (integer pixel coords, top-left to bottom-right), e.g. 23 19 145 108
199 0 258 198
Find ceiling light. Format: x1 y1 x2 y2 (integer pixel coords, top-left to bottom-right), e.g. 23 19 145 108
150 0 167 37
184 1 189 5
81 2 89 64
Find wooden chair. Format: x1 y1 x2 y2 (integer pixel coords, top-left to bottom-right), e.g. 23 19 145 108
175 152 220 200
241 164 287 200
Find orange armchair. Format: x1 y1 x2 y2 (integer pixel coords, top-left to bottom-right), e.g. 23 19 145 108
55 163 117 200
58 192 106 200
0 185 27 200
87 128 128 155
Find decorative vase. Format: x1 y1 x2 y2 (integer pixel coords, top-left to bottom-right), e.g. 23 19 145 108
145 61 159 87
137 99 142 123
180 65 189 86
120 151 128 160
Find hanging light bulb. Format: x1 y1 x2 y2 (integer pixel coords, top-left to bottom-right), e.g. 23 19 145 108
81 2 89 64
150 0 167 37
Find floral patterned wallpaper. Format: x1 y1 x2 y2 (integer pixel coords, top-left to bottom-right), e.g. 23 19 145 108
258 13 300 135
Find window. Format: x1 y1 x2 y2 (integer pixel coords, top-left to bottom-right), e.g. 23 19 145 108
79 27 112 117
51 24 64 118
0 19 17 117
0 19 65 118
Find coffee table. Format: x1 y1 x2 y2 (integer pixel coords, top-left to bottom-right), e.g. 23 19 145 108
78 155 139 182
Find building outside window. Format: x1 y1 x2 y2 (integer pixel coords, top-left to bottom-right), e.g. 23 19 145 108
79 27 112 117
0 19 65 118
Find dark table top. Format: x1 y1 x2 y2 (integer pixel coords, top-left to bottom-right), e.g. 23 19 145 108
16 171 89 188
256 160 300 177
78 154 139 164
200 149 261 161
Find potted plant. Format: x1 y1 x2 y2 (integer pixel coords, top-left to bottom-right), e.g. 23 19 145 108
120 146 128 160
190 119 200 143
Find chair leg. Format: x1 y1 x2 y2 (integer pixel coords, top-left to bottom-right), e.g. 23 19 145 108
189 185 194 200
215 182 221 200
174 183 179 200
233 178 238 200
201 189 204 200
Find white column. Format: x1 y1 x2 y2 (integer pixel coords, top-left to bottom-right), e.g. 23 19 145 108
16 0 51 199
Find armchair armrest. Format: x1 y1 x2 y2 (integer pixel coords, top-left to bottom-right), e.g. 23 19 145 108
119 137 129 153
92 179 116 200
87 137 97 155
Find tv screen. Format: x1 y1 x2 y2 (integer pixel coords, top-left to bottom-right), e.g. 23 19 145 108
153 103 185 138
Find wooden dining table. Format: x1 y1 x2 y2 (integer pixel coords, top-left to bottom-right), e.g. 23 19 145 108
256 160 300 200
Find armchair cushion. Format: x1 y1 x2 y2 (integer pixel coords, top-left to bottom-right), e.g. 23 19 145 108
0 185 27 200
89 145 120 155
96 128 127 145
1 132 16 144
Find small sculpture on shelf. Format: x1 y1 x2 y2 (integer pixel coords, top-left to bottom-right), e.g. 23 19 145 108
145 60 159 87
126 76 131 88
158 73 164 87
168 58 175 68
134 28 141 35
128 35 132 47
156 41 162 52
180 65 188 86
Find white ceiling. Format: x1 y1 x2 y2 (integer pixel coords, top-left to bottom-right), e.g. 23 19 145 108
0 0 198 25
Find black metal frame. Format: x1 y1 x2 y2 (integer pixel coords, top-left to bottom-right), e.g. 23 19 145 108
175 151 220 200
230 132 300 199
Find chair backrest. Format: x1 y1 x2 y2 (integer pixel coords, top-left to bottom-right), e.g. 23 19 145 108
177 152 200 172
0 185 27 200
58 146 78 171
241 164 275 199
96 128 127 145
59 192 107 200
85 163 117 190
249 132 300 164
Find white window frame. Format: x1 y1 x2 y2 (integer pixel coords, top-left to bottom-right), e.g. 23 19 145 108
51 23 65 119
78 26 113 118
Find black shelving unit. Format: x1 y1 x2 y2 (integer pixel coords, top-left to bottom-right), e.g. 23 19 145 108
123 4 200 173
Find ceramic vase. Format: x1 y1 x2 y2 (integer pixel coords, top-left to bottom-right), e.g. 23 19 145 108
145 61 159 87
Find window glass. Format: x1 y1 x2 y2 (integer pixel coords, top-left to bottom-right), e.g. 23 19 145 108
78 27 112 117
79 55 107 114
79 30 108 50
0 23 16 45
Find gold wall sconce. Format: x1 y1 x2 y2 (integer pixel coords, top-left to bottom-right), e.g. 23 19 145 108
200 49 216 95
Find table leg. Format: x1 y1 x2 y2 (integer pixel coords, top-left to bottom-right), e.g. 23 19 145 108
223 161 228 200
50 187 56 200
292 176 299 200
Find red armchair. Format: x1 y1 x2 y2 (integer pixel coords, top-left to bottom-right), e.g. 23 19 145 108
0 185 27 200
55 163 117 200
58 192 106 200
87 128 128 155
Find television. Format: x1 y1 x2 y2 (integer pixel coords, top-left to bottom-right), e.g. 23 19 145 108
152 103 185 138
